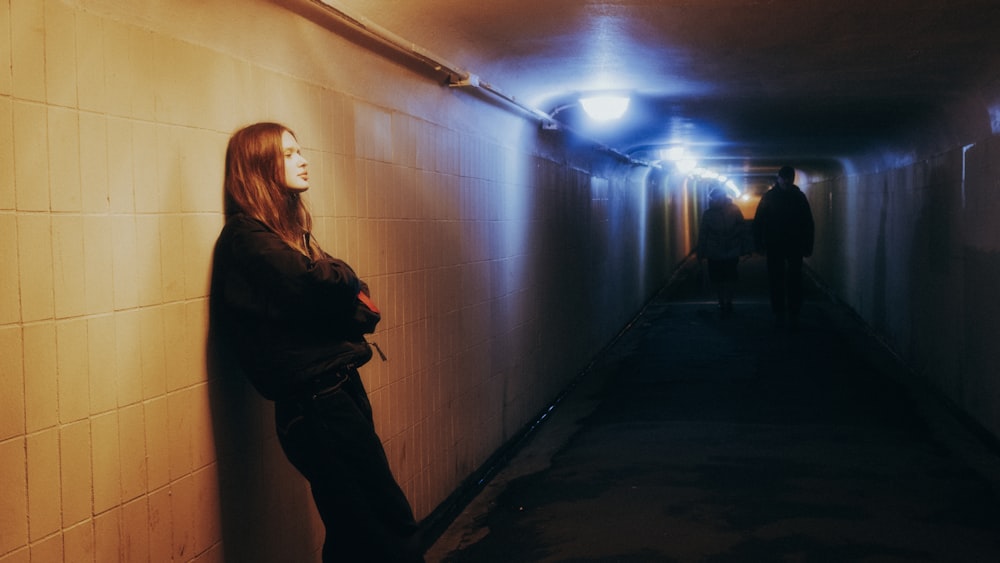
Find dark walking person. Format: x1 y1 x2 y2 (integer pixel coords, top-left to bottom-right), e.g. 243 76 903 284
697 187 749 317
753 165 814 329
210 122 424 562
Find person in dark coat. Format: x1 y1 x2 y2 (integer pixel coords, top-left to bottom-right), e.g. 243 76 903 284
210 122 423 562
697 187 749 317
753 165 814 329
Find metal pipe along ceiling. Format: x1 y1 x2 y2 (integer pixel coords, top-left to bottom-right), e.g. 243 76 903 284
308 0 644 165
312 0 534 116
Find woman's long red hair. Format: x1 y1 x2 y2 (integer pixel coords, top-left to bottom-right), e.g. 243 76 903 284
224 122 316 256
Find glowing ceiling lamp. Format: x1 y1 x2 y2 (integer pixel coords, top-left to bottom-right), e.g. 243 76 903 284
661 146 698 174
579 95 630 121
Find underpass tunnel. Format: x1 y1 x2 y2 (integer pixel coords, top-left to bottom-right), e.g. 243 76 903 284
2 1 1000 561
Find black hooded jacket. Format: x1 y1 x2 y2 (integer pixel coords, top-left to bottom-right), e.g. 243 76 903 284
210 214 377 400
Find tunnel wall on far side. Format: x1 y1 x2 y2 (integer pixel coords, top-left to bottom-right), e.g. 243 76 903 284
805 93 1000 442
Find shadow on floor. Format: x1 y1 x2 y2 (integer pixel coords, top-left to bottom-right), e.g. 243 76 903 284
426 256 1000 563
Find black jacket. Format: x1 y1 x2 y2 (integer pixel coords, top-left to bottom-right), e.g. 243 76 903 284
753 184 814 257
210 214 377 400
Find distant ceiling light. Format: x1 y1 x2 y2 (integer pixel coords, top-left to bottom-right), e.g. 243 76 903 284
661 146 698 174
579 96 630 121
662 146 686 161
675 159 698 174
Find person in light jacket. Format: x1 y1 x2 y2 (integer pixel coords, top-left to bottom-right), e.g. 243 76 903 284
697 187 749 317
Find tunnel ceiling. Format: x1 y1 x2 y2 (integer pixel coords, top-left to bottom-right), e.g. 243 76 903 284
331 0 1000 181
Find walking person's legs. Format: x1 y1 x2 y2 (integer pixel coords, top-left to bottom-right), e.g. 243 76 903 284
708 258 739 317
785 255 804 327
765 253 787 326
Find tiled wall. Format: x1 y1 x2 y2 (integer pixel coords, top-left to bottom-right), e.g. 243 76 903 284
807 135 1000 446
0 1 688 561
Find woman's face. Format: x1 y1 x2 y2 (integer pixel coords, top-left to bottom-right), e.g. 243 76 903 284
281 130 309 192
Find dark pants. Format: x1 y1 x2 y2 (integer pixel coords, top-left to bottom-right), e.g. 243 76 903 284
707 258 739 283
765 252 804 319
275 369 423 563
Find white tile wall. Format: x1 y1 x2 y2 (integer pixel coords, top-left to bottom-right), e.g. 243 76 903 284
0 2 11 98
0 0 675 561
93 508 121 563
56 319 90 422
59 419 91 526
12 102 49 212
26 427 60 540
0 217 18 323
22 323 57 433
10 0 44 103
91 411 122 515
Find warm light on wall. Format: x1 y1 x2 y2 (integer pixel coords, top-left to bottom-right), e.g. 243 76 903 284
580 95 630 121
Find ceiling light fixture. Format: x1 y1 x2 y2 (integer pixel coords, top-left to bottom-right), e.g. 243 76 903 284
579 95 630 121
661 146 698 174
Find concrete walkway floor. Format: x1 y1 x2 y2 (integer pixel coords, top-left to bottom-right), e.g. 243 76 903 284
425 256 1000 563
